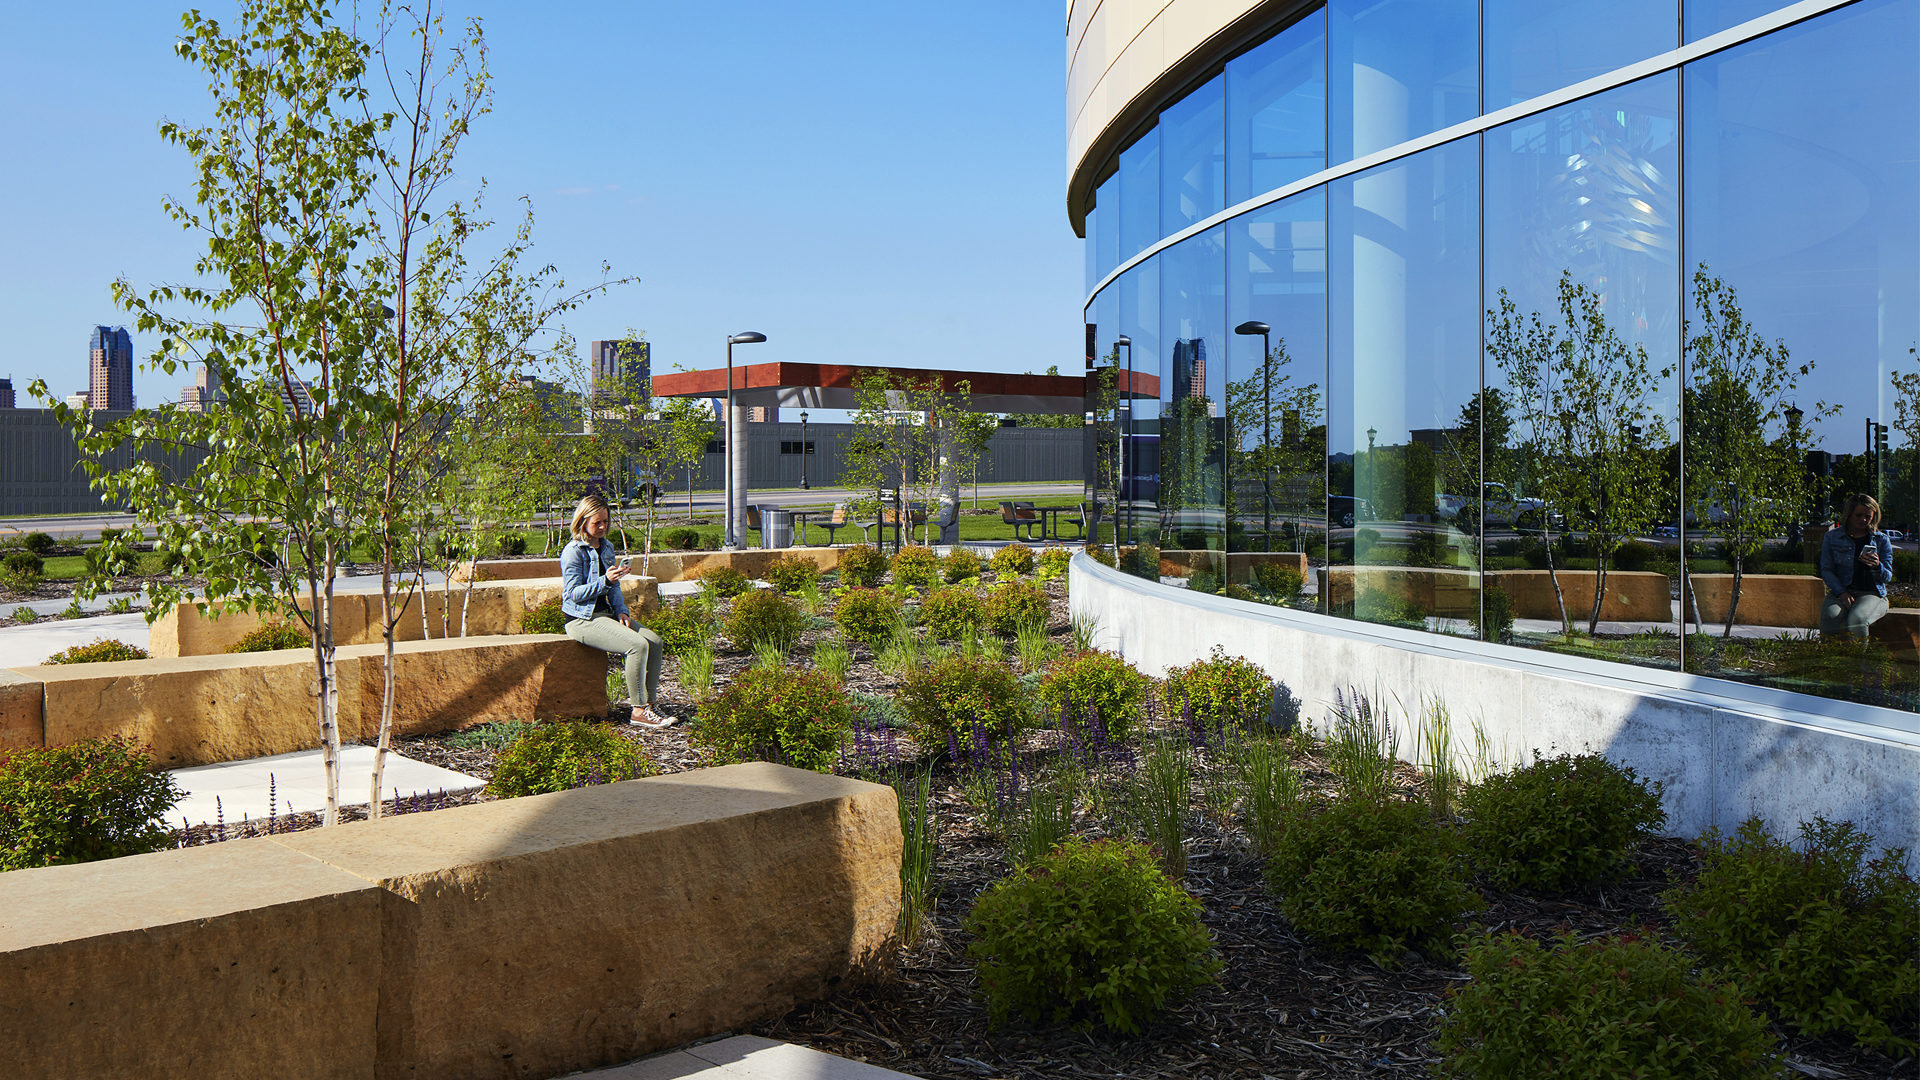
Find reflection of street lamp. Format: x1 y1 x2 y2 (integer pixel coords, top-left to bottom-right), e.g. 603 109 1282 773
1235 320 1272 551
798 410 810 489
1366 426 1377 519
724 331 767 548
1116 334 1132 543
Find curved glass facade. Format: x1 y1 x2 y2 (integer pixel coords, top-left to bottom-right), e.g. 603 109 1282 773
1083 0 1918 714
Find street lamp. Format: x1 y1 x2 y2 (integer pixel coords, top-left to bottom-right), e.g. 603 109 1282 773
725 330 767 548
1235 320 1272 551
1366 426 1378 521
1115 334 1132 542
799 410 810 490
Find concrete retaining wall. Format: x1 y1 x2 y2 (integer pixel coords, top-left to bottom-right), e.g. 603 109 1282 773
0 763 901 1080
1070 555 1920 868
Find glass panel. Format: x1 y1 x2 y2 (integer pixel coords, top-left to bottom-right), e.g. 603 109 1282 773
1162 73 1226 234
1685 0 1796 42
1160 228 1230 577
1090 284 1123 550
1484 0 1676 109
1483 74 1683 667
1228 190 1328 610
1118 130 1161 261
1117 256 1161 576
1095 172 1121 284
1329 137 1481 635
1227 10 1326 205
1085 202 1101 297
1684 0 1919 712
1329 0 1477 163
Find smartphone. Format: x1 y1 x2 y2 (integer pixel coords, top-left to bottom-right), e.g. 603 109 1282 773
616 554 633 568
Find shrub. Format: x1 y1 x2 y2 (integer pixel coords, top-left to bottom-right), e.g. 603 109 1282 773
1612 540 1657 572
724 588 807 652
900 653 1027 752
918 587 986 641
20 532 55 555
964 838 1220 1035
519 596 566 635
692 667 852 772
1662 817 1919 1054
693 564 750 598
0 736 183 870
1119 542 1159 578
443 719 535 750
1434 930 1784 1080
1036 650 1149 741
991 542 1035 577
764 553 822 593
943 546 984 583
1406 529 1447 567
46 638 150 664
496 533 528 557
1476 584 1515 643
890 544 941 587
1460 752 1665 893
1252 561 1303 600
1893 549 1918 582
983 579 1049 636
1264 796 1482 963
1036 546 1074 579
1082 545 1115 569
485 721 652 797
0 551 44 591
838 544 890 587
662 527 701 550
641 599 713 656
226 621 310 653
1161 646 1273 730
832 587 901 646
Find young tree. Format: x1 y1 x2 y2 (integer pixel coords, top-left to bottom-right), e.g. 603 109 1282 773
842 370 982 546
1225 337 1324 547
953 410 1000 508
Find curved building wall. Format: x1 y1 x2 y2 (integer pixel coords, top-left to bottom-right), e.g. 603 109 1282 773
1074 0 1919 718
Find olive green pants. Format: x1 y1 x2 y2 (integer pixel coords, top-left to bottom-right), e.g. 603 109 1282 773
564 614 664 706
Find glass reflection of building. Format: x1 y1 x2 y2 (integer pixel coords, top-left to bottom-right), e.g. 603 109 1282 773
1076 0 1917 714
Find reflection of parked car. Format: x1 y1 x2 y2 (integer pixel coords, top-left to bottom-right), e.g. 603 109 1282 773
1443 482 1552 530
1328 495 1370 528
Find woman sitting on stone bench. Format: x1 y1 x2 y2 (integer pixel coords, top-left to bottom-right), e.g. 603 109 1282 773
1819 493 1894 641
561 494 673 728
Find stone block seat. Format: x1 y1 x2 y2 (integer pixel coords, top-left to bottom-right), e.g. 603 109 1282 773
453 547 844 587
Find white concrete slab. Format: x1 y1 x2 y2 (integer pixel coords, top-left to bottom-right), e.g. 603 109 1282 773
0 613 150 667
167 744 484 828
573 1036 921 1080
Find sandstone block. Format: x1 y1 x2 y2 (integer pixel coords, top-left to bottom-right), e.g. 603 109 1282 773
271 762 901 1079
0 838 382 1080
1485 569 1670 623
338 634 607 738
1682 573 1824 628
1870 608 1919 660
0 668 42 760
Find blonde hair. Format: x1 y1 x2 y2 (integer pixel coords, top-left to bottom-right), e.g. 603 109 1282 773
569 494 612 544
1841 492 1882 530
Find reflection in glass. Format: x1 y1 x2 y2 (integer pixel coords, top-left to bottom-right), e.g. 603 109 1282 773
1094 173 1120 284
1118 130 1161 261
1088 285 1123 551
1685 0 1796 42
1160 228 1228 570
1227 10 1326 205
1329 0 1476 163
1162 73 1226 235
1117 257 1161 578
1483 0 1674 109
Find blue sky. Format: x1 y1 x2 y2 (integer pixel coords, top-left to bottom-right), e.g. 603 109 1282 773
0 3 1082 409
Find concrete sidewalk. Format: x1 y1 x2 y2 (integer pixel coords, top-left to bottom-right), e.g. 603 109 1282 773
572 1036 918 1080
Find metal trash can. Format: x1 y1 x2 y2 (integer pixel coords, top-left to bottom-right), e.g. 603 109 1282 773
761 508 792 549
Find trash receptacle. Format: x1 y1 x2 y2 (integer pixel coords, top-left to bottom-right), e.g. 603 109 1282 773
761 508 792 549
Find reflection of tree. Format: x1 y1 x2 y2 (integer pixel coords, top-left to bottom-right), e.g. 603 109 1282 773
1684 267 1828 635
1489 271 1670 634
1162 394 1220 545
1225 338 1323 547
1438 387 1514 498
1894 344 1919 544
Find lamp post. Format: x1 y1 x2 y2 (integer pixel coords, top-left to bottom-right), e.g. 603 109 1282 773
724 331 767 548
1235 320 1272 551
799 410 810 490
1366 426 1378 521
1116 334 1132 542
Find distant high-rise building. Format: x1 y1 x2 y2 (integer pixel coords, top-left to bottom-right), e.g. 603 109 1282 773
0 378 13 409
1171 338 1206 402
88 326 134 411
178 363 225 413
589 338 649 401
746 405 778 423
272 378 315 418
66 392 90 410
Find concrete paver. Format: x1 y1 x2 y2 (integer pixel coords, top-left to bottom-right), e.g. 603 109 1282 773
0 613 150 667
167 744 485 828
571 1036 921 1080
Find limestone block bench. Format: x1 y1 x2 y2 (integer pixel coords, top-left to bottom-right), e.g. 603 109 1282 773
1871 608 1920 660
3 634 606 768
454 546 846 585
1158 550 1309 585
1484 569 1670 623
0 763 901 1080
1682 573 1824 628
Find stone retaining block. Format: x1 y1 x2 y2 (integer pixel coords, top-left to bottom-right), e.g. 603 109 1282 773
1683 573 1825 628
454 546 846 586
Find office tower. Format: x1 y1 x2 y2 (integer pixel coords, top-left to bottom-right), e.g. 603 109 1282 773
589 338 649 400
273 378 315 418
746 405 779 423
0 378 13 409
178 364 225 413
66 392 90 410
88 326 134 411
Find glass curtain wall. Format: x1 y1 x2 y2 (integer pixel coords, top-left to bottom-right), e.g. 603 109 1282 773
1329 0 1476 163
1227 10 1327 204
1482 0 1675 109
1160 228 1229 564
1162 74 1226 234
1117 257 1161 573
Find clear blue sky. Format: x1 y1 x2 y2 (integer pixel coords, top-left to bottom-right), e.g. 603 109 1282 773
0 3 1082 410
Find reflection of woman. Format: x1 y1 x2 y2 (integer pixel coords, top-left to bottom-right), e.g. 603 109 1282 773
560 494 672 728
1818 493 1894 640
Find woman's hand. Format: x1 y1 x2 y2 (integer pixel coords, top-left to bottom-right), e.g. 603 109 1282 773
605 563 628 583
1859 545 1882 570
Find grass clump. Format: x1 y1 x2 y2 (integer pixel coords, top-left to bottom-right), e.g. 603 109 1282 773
918 587 985 641
1161 646 1272 731
837 544 890 587
486 721 653 797
518 596 567 635
942 546 984 583
832 586 901 646
764 553 822 593
1036 650 1149 741
692 667 852 773
900 653 1027 753
226 620 311 653
811 637 851 683
1460 751 1665 893
990 542 1035 577
890 544 941 587
982 579 1048 636
964 838 1220 1035
676 643 715 697
45 638 150 665
693 564 751 598
723 588 807 653
0 736 183 870
443 719 535 750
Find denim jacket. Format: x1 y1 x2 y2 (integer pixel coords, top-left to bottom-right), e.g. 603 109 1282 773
560 538 629 620
1818 527 1893 598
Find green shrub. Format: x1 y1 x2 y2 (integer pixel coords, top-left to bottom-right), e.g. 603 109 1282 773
0 551 43 592
1036 546 1074 579
662 527 701 550
1036 650 1149 741
1185 566 1222 594
1252 561 1303 600
918 587 986 641
982 580 1049 636
890 544 941 587
486 721 652 797
642 599 713 656
45 638 150 664
765 553 822 593
1893 549 1917 582
991 542 1035 577
832 586 901 646
943 546 984 583
1264 796 1482 963
496 533 528 557
900 653 1027 752
0 736 183 870
724 588 807 652
1460 752 1664 893
1476 585 1515 643
1434 930 1785 1080
20 532 56 555
1119 542 1159 578
838 544 890 587
1612 540 1657 572
519 596 566 635
694 564 750 598
1161 646 1272 730
1662 817 1919 1054
443 719 535 750
226 621 310 653
12 606 40 624
692 667 852 772
964 838 1220 1035
1406 529 1448 567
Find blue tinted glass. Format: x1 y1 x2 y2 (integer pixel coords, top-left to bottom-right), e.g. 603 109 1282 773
1227 10 1326 205
1228 191 1328 560
1159 227 1229 553
1085 203 1100 296
1685 0 1918 709
1329 0 1477 162
1161 73 1227 234
1095 172 1120 283
1685 0 1796 42
1117 257 1160 556
1118 131 1161 260
1329 137 1480 634
1484 0 1676 109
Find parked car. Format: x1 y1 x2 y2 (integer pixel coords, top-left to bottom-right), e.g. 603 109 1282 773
1327 495 1370 528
